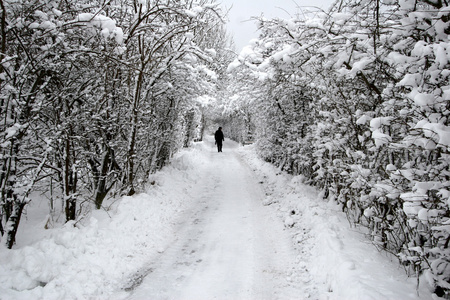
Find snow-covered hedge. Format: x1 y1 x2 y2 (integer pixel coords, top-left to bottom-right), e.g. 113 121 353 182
227 0 450 296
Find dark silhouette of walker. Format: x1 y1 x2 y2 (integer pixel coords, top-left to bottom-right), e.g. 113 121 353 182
214 127 224 152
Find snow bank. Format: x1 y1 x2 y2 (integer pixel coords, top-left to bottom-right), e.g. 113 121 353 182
0 144 209 300
238 145 433 300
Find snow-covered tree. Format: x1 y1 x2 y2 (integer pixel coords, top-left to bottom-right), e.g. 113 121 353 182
0 0 226 248
226 0 450 294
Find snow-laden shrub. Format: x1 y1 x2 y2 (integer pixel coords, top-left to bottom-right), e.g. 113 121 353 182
227 0 450 295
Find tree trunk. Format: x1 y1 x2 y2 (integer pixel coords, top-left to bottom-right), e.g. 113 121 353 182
126 121 137 196
63 132 77 222
4 201 25 248
91 149 116 209
199 112 205 141
125 70 144 196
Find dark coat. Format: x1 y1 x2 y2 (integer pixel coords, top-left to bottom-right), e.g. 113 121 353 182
214 129 224 142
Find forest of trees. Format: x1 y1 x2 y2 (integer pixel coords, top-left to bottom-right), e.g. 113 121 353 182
0 0 233 250
2 0 450 297
224 0 450 296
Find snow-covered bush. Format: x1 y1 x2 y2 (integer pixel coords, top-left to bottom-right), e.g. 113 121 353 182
227 0 450 295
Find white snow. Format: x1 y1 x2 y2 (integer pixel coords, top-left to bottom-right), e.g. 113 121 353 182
413 92 436 107
227 59 241 72
4 123 26 140
372 129 392 147
350 57 373 75
238 45 262 64
415 121 450 148
34 10 48 20
356 114 371 125
370 116 392 130
39 21 56 30
411 41 432 57
0 137 434 299
399 0 416 10
370 117 393 147
204 48 217 58
52 8 62 17
184 9 198 18
28 22 40 29
195 95 214 107
72 13 123 44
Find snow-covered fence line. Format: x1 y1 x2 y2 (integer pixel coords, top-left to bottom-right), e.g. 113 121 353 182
225 0 450 296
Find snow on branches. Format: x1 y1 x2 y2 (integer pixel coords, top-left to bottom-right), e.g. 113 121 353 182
0 0 227 250
226 0 450 295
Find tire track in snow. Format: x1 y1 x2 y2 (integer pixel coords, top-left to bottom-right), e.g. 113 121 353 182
125 140 306 299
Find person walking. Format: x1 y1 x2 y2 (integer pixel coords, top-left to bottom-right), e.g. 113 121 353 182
214 127 224 152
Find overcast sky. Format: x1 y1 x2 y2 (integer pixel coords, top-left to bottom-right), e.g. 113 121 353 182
219 0 334 52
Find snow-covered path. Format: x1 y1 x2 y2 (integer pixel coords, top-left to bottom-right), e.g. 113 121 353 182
0 137 435 300
128 139 302 299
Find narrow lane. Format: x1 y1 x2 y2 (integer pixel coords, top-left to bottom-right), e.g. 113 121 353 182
127 138 302 299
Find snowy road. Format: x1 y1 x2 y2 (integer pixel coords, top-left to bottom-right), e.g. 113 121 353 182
0 137 434 299
127 139 302 299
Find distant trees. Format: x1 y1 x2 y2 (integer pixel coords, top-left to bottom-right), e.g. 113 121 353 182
227 0 450 295
0 0 227 248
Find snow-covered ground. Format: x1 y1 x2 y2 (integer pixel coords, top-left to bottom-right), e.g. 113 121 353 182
0 136 435 299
